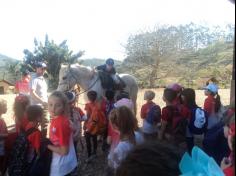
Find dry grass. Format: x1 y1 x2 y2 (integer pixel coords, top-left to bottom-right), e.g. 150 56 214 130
0 88 231 127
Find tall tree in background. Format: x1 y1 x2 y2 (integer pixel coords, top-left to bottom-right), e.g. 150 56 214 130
123 23 234 88
23 35 84 89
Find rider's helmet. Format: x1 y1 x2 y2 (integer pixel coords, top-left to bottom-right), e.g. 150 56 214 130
106 58 115 66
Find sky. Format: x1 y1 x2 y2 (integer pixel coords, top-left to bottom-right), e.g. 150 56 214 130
0 0 235 61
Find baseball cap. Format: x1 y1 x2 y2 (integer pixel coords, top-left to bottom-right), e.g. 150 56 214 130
35 62 47 68
204 83 218 94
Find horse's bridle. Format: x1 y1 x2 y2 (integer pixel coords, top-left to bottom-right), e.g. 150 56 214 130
58 66 100 96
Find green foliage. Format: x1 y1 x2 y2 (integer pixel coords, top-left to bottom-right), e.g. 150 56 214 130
23 34 84 90
122 23 234 88
0 54 21 83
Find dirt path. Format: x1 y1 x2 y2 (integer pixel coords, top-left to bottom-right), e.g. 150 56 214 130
76 138 109 176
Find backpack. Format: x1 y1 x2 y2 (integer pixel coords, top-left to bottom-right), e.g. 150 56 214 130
8 128 37 176
166 106 188 143
146 104 161 125
86 105 107 135
28 138 52 176
189 107 208 135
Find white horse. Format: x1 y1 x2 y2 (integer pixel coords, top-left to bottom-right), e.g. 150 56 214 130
57 64 139 114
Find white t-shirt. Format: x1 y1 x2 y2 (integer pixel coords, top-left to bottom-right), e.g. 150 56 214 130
108 131 144 169
30 75 48 105
50 135 77 176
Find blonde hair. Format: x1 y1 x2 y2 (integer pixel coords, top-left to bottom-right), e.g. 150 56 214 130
0 98 7 114
49 91 69 116
144 90 155 101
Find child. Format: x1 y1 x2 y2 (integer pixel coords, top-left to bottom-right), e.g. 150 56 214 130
84 91 99 162
158 88 190 145
108 106 144 171
167 83 184 106
115 92 134 113
141 90 161 140
47 91 77 176
65 91 86 156
13 95 30 133
107 93 135 155
203 83 223 129
181 88 207 152
158 88 177 141
116 141 182 176
0 98 8 175
25 105 43 163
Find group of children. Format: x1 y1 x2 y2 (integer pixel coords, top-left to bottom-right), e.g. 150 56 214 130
0 80 235 176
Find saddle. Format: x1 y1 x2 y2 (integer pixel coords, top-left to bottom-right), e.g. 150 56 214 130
98 71 126 91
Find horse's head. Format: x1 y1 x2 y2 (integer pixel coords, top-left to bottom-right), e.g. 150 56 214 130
57 64 77 92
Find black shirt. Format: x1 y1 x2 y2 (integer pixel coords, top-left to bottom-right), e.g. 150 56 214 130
96 64 116 74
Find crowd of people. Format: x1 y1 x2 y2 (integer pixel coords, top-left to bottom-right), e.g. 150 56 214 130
0 61 235 176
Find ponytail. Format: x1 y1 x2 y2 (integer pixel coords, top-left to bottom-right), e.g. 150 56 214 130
215 93 221 113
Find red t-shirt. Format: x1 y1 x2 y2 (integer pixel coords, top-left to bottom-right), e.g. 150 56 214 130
224 166 234 176
85 102 96 117
204 95 216 115
49 115 71 147
0 118 7 134
15 78 30 94
161 105 190 128
140 101 155 119
25 123 41 151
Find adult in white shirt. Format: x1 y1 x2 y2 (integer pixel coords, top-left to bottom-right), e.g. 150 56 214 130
30 62 48 137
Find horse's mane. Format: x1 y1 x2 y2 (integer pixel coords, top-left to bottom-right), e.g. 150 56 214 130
71 64 94 79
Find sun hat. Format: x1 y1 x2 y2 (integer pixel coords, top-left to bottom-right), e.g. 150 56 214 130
65 91 76 103
204 83 218 94
144 90 155 100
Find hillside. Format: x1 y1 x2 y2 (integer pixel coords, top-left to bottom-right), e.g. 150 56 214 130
118 42 234 89
0 54 20 83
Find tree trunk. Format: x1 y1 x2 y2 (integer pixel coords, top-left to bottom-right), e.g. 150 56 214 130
149 66 157 88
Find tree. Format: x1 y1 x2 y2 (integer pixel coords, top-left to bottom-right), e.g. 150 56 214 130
123 23 235 88
23 34 84 90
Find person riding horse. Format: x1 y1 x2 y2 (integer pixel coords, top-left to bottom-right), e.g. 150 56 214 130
95 58 125 90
